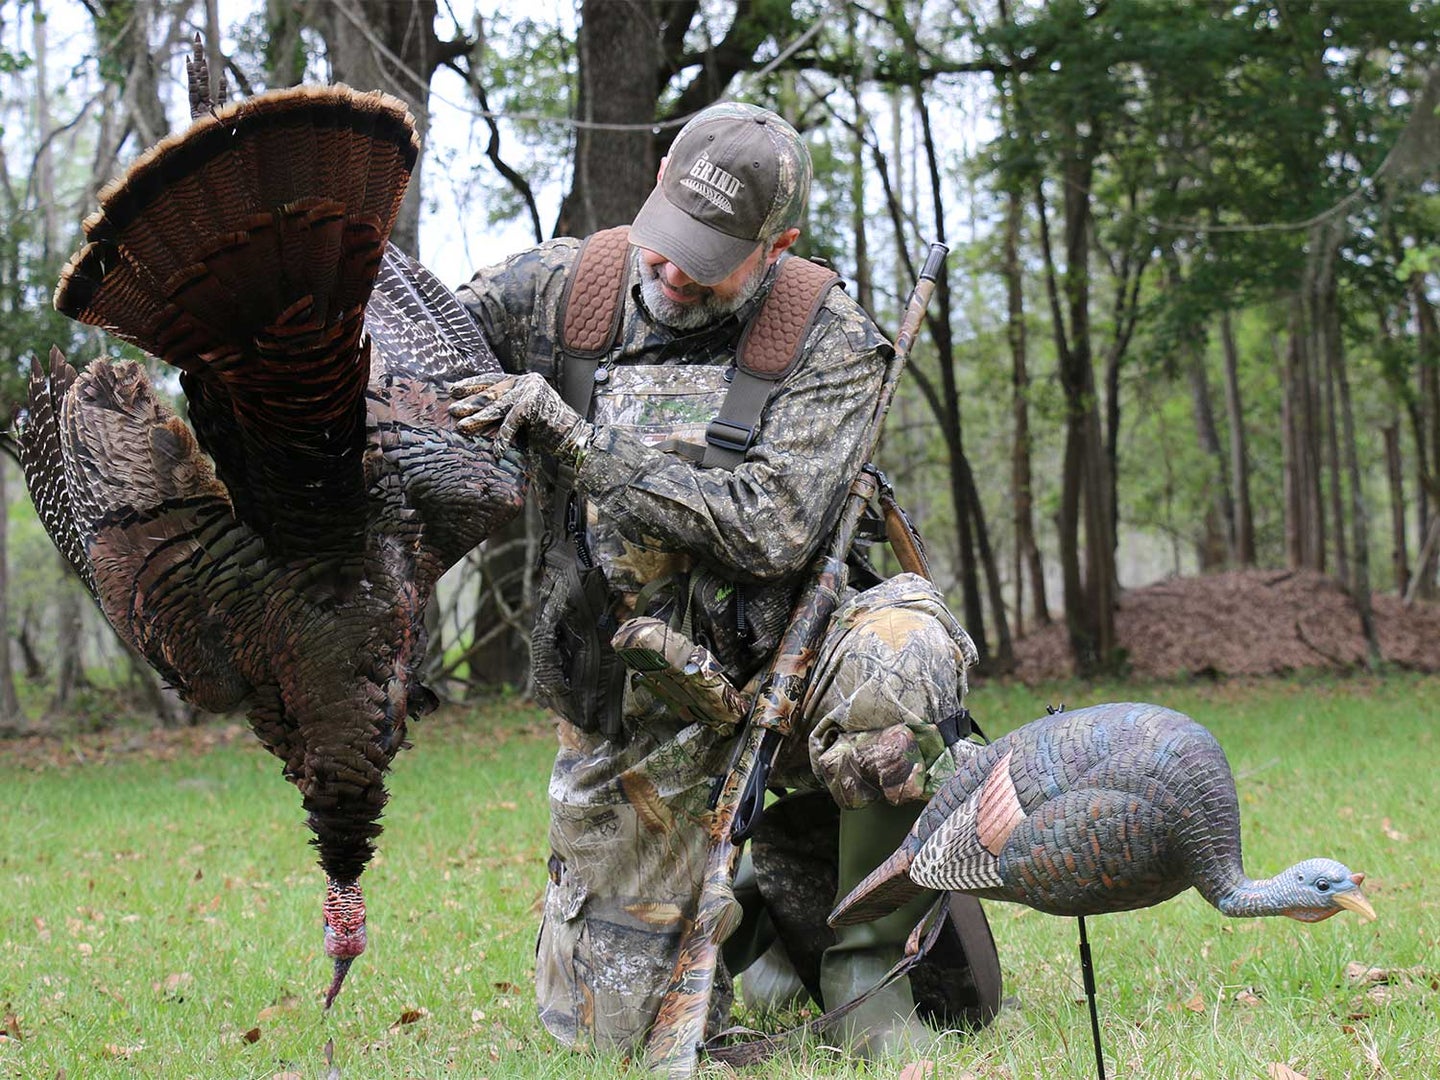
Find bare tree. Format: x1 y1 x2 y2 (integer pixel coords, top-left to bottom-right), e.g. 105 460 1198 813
1219 310 1256 565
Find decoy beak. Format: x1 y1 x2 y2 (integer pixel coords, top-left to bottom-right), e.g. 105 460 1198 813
1333 889 1376 923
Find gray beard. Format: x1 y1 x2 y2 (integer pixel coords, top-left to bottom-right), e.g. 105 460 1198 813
638 257 769 331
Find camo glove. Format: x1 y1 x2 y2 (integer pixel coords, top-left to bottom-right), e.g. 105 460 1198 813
449 373 592 464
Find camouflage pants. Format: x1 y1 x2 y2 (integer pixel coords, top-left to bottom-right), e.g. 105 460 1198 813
534 573 977 1049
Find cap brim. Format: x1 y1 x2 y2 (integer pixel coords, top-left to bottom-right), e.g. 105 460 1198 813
630 187 760 287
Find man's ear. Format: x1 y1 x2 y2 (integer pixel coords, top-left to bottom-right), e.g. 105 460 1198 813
765 227 802 264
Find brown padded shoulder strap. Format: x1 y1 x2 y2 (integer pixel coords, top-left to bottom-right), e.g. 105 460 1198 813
735 255 840 380
702 254 841 469
560 225 632 357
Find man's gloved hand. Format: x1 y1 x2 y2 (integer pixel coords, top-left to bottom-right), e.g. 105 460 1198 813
448 373 592 464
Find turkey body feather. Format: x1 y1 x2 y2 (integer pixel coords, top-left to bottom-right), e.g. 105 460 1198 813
17 82 526 1006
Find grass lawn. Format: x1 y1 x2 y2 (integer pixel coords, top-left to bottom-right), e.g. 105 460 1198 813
0 675 1435 1078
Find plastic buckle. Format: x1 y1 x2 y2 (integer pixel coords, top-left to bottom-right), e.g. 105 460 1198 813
705 418 755 455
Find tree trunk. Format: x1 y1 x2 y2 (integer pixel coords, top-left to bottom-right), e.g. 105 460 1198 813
1313 282 1348 585
50 560 87 712
1002 180 1047 634
1313 227 1378 667
1219 310 1255 565
1282 299 1325 571
0 459 24 728
1412 273 1440 598
17 606 46 683
264 0 310 87
1061 144 1115 672
1163 248 1231 570
1185 334 1233 570
1384 422 1409 596
312 0 467 256
847 27 873 315
555 0 659 237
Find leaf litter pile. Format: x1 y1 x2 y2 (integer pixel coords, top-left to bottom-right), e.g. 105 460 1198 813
1012 569 1440 681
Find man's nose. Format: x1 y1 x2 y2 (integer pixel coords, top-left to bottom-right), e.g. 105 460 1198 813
662 261 696 289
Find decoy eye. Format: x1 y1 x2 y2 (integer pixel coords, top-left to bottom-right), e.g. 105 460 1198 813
1316 879 1330 892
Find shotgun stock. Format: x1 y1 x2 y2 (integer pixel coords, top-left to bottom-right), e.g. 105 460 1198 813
641 242 949 1077
648 240 950 1077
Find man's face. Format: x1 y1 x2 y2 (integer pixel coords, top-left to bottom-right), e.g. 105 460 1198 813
636 243 770 331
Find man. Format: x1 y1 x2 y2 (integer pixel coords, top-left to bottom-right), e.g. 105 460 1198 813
450 102 995 1056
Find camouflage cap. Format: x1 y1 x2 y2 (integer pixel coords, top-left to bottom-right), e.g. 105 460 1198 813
630 102 812 286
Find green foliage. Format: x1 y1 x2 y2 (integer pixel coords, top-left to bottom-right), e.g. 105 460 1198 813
0 43 30 76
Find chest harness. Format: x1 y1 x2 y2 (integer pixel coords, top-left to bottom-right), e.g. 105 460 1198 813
554 225 841 467
536 226 840 739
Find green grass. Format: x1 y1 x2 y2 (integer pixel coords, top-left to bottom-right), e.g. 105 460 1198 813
1 676 1435 1078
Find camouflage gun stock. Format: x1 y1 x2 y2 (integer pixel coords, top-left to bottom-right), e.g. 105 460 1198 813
641 242 950 1078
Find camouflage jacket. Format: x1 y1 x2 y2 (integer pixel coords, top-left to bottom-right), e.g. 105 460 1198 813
456 238 890 733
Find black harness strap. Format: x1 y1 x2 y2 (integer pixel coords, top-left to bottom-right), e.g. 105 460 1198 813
702 255 840 469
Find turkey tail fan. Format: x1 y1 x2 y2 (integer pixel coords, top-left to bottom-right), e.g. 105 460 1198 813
828 847 929 928
54 85 418 349
52 86 419 559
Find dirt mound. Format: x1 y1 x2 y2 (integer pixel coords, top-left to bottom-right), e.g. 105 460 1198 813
1012 569 1440 682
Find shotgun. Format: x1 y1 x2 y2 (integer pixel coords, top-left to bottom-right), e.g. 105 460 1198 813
641 242 950 1078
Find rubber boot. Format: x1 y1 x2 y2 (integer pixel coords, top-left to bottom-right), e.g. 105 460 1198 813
819 800 935 1059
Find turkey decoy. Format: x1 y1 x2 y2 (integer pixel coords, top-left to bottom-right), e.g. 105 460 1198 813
829 701 1374 1077
18 54 525 1007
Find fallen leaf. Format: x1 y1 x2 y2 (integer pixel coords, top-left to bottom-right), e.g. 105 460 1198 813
155 972 192 995
1182 992 1205 1014
103 1043 144 1059
389 1006 429 1032
898 1061 937 1080
241 1027 261 1045
1345 961 1378 983
4 1012 21 1041
270 1073 303 1080
257 995 300 1021
1235 988 1263 1007
1381 818 1407 842
1267 1065 1310 1080
492 981 523 995
1344 962 1428 988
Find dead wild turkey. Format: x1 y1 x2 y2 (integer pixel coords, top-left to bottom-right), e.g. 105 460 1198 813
830 702 1375 926
17 58 525 1006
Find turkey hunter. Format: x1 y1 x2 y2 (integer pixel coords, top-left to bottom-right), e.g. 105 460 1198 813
449 102 998 1057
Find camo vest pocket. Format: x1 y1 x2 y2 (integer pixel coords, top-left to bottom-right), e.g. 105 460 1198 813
585 366 729 596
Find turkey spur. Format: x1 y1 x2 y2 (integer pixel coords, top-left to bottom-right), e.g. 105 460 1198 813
18 82 525 1006
831 702 1375 926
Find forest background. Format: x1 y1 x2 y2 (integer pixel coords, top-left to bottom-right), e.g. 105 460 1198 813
1 0 1439 733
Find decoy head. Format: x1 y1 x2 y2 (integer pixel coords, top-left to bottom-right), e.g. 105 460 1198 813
1278 859 1375 923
